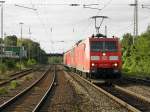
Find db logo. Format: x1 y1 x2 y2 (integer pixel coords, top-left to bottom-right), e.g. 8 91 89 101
102 56 107 60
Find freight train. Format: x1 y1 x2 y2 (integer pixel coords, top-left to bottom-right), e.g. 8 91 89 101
63 34 122 80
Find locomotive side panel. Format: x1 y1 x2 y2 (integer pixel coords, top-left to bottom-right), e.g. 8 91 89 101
83 39 90 73
74 38 90 73
75 41 86 71
64 50 71 67
70 48 75 68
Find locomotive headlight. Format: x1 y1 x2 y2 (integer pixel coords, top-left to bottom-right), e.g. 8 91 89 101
92 63 95 66
102 53 106 56
113 63 118 67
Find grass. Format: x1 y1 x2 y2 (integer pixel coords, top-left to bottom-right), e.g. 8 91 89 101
10 80 20 89
0 74 8 80
0 87 8 95
25 76 33 81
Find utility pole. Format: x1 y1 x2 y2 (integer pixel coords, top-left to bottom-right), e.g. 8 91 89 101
19 22 24 70
39 46 41 64
0 1 5 63
105 25 107 37
20 22 23 39
130 0 138 44
28 27 31 60
15 4 37 63
91 16 108 35
0 1 4 39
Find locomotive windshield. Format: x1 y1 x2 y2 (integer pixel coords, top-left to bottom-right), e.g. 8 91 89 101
90 41 117 52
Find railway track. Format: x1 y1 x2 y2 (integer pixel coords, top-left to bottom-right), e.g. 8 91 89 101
100 85 150 112
9 68 32 77
122 77 150 85
0 65 56 112
69 71 150 112
115 76 150 100
66 72 131 111
37 65 80 112
32 66 56 112
0 68 33 86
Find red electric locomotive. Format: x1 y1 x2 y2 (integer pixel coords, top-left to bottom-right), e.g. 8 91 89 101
64 35 122 80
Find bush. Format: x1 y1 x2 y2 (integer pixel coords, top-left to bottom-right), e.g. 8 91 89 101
16 62 26 70
122 29 150 77
27 59 37 66
0 87 8 95
0 63 7 74
48 56 63 64
15 62 21 70
5 60 15 69
10 80 20 89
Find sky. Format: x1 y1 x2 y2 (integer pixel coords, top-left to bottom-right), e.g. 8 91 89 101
2 0 150 53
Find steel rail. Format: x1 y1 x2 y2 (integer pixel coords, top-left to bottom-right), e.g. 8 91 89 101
100 84 150 111
68 72 141 112
0 66 51 110
10 68 32 76
123 77 150 84
0 69 33 86
32 66 56 112
114 85 150 104
0 66 42 86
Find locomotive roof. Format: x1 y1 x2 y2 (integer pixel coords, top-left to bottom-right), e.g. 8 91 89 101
64 36 119 54
89 37 119 41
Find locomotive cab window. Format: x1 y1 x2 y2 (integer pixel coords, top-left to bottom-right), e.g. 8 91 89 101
90 41 103 52
90 41 117 52
105 41 117 52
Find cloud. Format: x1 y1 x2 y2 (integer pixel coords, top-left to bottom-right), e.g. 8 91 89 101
2 0 150 53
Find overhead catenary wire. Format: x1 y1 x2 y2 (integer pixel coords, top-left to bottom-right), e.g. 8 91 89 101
30 1 51 41
31 0 54 52
82 0 112 36
93 0 113 36
30 0 49 34
29 0 113 40
35 12 48 37
96 0 113 15
25 0 150 52
77 0 113 38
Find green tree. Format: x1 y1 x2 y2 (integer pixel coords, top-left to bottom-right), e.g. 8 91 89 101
121 33 133 49
121 33 133 63
4 35 17 46
0 38 3 44
17 38 48 63
122 29 150 77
